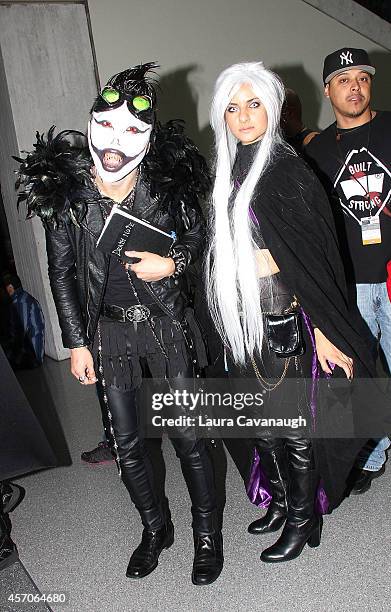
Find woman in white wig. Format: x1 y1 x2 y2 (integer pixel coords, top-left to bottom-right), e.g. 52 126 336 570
206 61 384 563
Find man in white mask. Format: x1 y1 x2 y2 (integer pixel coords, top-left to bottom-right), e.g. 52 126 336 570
17 63 223 585
88 90 153 182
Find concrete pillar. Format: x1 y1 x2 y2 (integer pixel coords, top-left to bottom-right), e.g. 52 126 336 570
0 2 98 359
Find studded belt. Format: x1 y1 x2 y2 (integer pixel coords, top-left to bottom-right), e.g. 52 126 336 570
102 303 161 323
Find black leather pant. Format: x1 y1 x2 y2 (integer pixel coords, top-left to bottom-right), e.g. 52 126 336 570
105 368 217 535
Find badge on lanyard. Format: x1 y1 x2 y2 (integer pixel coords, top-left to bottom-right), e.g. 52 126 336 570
361 216 382 245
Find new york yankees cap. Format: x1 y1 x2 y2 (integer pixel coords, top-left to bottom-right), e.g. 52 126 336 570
323 48 375 84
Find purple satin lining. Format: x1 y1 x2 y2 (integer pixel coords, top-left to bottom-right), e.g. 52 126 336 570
246 309 330 515
315 482 329 515
246 447 272 508
247 448 329 515
300 307 318 431
249 205 259 226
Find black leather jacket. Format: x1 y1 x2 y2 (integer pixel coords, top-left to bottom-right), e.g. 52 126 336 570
45 178 205 349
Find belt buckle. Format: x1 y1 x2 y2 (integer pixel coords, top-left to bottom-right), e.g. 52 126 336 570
125 305 150 323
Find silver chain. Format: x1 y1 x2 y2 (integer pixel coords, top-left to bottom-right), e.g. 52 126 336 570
94 175 139 478
97 322 122 477
125 269 169 361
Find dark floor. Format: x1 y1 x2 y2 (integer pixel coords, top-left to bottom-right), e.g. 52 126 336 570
3 358 391 612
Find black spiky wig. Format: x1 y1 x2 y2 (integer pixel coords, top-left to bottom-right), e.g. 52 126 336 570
91 62 159 125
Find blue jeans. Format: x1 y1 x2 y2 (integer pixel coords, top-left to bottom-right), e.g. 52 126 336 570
356 282 391 471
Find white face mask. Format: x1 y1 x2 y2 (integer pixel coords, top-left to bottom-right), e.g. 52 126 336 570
88 101 152 183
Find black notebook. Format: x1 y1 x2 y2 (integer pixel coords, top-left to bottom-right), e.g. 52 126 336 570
96 204 177 264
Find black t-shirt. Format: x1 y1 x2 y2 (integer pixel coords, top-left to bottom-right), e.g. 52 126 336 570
98 196 155 308
305 111 391 284
103 256 155 308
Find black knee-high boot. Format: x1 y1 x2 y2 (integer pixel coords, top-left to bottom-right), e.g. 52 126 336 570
172 436 223 586
248 438 288 535
260 437 322 563
121 442 174 579
104 386 173 579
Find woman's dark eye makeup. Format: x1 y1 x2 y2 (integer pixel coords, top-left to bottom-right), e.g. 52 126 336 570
226 99 261 112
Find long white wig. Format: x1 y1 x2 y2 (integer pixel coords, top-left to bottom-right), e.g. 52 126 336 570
206 61 290 365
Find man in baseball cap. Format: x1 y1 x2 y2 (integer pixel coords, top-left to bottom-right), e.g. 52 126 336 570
322 47 376 125
306 48 391 496
323 47 375 84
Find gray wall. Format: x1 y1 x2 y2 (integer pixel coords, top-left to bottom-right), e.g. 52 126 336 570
0 2 98 359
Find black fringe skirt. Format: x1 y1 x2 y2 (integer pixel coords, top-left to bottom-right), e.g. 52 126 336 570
91 309 207 390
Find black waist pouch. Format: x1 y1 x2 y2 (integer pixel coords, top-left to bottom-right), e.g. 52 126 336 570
265 311 305 358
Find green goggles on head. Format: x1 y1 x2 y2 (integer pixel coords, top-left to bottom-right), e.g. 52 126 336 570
100 86 152 111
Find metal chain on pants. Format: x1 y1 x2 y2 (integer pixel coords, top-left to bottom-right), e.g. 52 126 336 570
97 322 122 477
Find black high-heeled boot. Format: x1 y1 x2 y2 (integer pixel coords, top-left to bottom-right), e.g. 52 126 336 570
260 437 321 563
191 511 224 586
248 439 288 535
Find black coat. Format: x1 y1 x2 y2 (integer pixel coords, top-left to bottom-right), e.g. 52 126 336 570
45 177 205 349
250 150 377 376
246 145 390 508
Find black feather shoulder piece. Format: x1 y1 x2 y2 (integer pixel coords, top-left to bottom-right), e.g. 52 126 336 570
14 126 92 229
143 120 211 216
